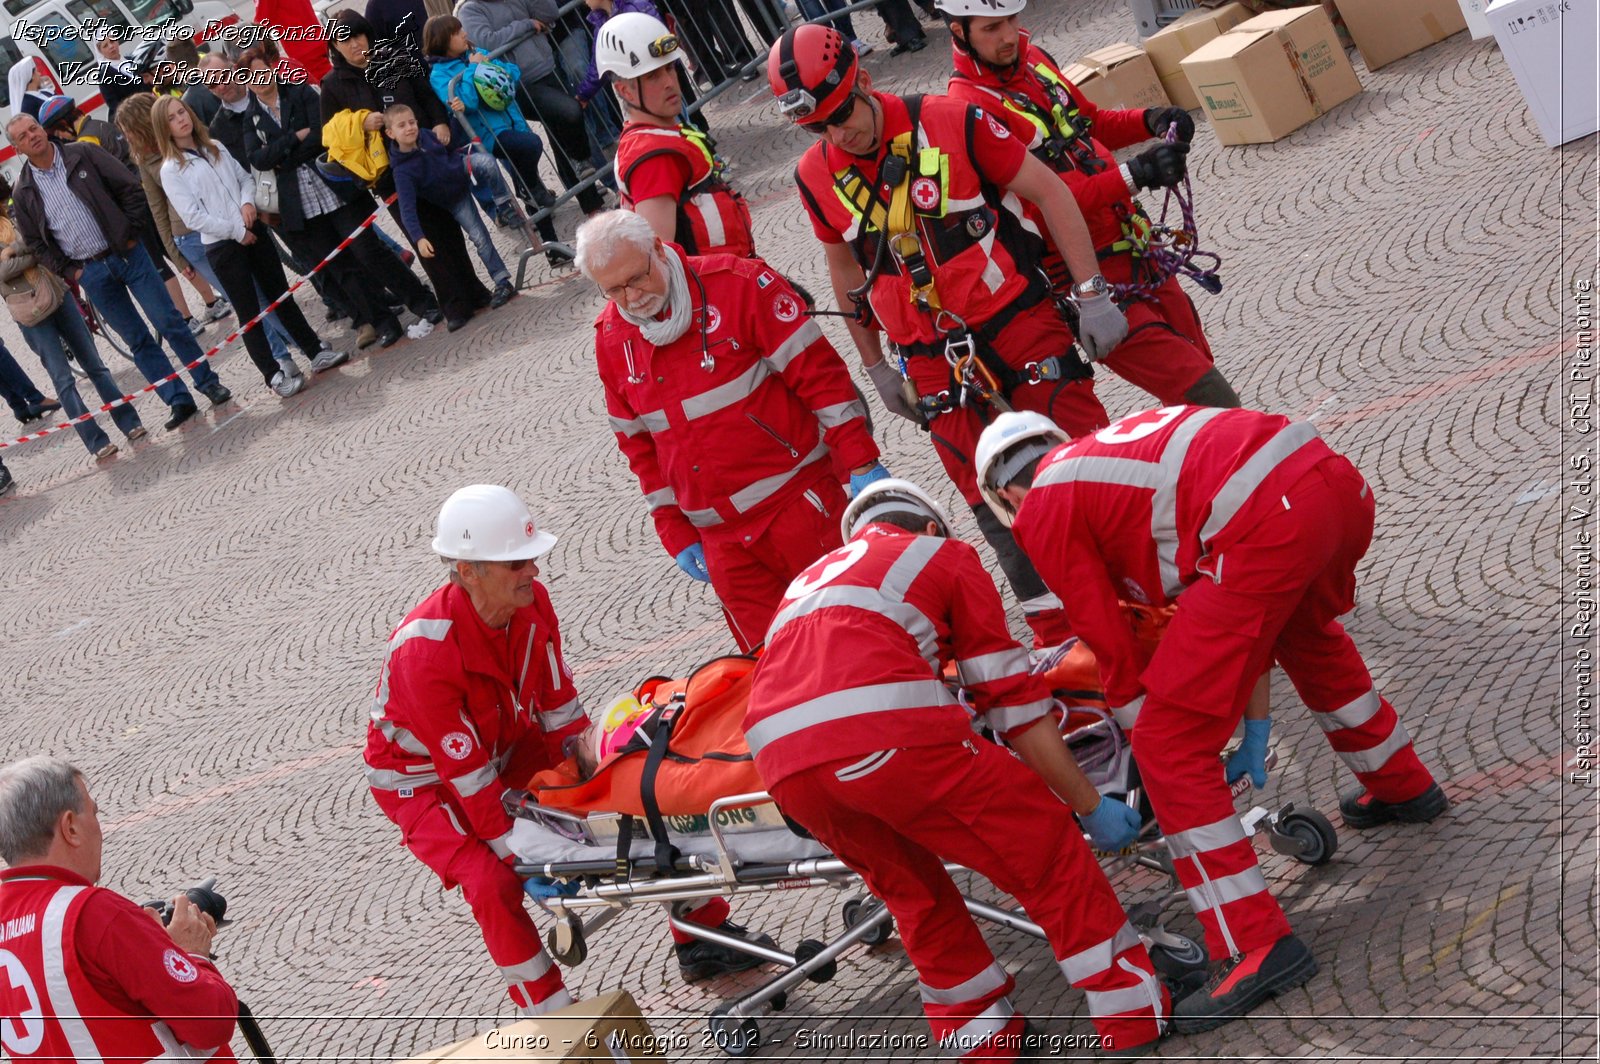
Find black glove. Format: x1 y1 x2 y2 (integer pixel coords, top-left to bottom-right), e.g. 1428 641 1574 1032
1144 106 1195 143
1127 141 1190 191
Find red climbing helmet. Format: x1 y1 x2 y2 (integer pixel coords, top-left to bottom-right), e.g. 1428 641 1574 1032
767 23 859 125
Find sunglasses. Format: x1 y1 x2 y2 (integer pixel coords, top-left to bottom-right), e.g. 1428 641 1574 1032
802 92 860 135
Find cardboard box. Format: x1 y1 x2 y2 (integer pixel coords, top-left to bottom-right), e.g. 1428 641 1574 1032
1485 0 1599 147
1143 2 1254 109
1180 6 1362 144
1203 0 1353 46
394 991 671 1063
1333 0 1466 69
1061 44 1171 111
1458 0 1493 38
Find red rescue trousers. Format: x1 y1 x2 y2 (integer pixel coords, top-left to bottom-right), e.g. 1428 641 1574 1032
904 302 1110 505
1099 277 1216 404
772 739 1167 1057
374 788 730 1012
1129 457 1439 960
702 472 847 650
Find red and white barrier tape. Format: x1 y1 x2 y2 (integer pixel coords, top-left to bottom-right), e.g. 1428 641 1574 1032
0 194 397 452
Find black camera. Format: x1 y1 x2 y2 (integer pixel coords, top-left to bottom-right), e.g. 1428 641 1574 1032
142 877 230 927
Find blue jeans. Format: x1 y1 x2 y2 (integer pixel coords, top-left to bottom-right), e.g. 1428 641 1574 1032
0 340 48 419
796 0 860 40
19 300 143 454
77 244 221 407
176 231 293 365
444 193 509 287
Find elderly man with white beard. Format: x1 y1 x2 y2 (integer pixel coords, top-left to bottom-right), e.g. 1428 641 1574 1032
576 209 889 650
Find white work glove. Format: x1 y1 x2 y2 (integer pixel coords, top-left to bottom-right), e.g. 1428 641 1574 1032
865 358 920 422
1074 292 1129 362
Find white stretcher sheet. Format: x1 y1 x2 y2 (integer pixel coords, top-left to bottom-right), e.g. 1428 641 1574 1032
509 815 832 866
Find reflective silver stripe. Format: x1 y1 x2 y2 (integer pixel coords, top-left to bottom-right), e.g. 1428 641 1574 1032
1035 455 1165 491
376 719 429 757
500 952 555 985
691 191 726 248
956 647 1031 686
1111 696 1143 730
371 618 454 724
1059 922 1143 984
1151 407 1227 596
880 535 943 603
520 988 575 1016
919 960 1009 1005
1199 421 1321 546
1085 982 1162 1018
728 442 828 513
487 830 514 859
1165 815 1248 860
450 762 501 799
1018 590 1063 612
41 886 103 1063
814 398 866 429
367 766 442 789
765 318 824 372
539 696 586 731
1184 866 1269 914
1338 720 1413 774
639 409 670 432
941 997 1017 1055
1315 688 1382 733
767 585 941 669
644 486 678 510
745 679 955 753
835 748 897 782
609 414 647 437
983 698 1053 734
683 506 724 528
681 359 772 420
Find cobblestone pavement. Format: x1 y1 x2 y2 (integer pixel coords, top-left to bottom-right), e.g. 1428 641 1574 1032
0 1 1594 1061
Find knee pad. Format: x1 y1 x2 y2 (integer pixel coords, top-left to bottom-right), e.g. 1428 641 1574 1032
1182 367 1242 409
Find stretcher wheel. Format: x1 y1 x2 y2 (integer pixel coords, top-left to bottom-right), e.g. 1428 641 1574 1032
1148 934 1206 979
841 897 894 946
792 939 837 983
546 918 587 967
1278 810 1338 866
769 991 787 1012
708 1010 760 1057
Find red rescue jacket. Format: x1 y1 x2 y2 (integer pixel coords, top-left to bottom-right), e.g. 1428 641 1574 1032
795 92 1050 347
0 866 238 1061
947 33 1154 286
597 247 879 557
616 122 756 258
1011 405 1338 708
746 523 1053 786
364 581 588 856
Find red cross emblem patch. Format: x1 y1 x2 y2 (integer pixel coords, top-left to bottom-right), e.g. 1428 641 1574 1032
911 177 941 212
441 731 474 760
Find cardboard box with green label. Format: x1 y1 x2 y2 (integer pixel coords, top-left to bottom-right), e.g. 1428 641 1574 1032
1180 5 1363 145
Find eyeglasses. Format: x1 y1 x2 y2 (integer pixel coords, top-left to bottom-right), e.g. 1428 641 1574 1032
600 256 654 301
802 92 860 135
490 558 537 572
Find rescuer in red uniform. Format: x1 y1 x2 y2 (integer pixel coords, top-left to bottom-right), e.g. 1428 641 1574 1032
976 408 1449 1033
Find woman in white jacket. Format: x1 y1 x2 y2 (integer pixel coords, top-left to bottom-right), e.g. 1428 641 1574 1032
153 95 336 397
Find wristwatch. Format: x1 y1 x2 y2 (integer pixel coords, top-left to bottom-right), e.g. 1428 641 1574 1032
1071 274 1110 300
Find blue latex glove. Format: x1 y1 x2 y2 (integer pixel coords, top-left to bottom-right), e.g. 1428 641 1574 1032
848 462 892 498
1079 795 1142 851
523 876 580 902
1225 717 1272 790
674 543 709 582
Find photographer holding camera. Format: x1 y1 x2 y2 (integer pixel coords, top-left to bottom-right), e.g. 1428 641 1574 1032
0 756 241 1061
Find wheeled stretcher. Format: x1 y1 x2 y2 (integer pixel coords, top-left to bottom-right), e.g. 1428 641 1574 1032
503 643 1340 1057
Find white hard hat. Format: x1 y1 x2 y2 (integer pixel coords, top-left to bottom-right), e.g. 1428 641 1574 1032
432 484 558 562
936 0 1028 17
840 478 955 541
595 11 685 81
974 411 1069 528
